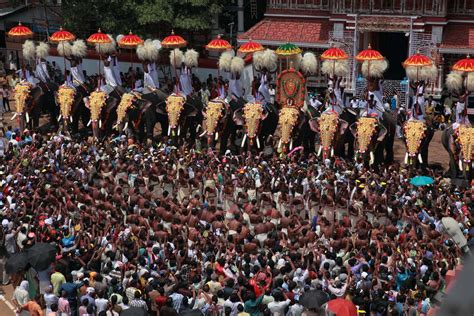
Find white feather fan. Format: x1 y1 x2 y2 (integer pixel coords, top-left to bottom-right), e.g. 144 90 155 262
405 66 419 81
361 59 388 78
231 56 245 75
289 54 302 71
22 40 36 61
420 64 438 82
58 42 72 57
445 71 463 92
170 48 184 68
219 51 233 72
95 35 116 54
36 42 50 59
301 52 318 75
72 40 87 58
467 72 474 92
184 49 199 68
262 49 277 71
252 50 265 71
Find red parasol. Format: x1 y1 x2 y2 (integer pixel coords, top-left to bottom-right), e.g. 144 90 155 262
453 55 474 72
49 27 76 79
206 35 232 52
321 46 348 60
326 298 358 316
87 29 112 45
87 29 113 88
403 52 432 67
49 27 75 42
118 31 143 49
355 44 383 61
238 39 264 54
161 30 187 48
7 22 33 39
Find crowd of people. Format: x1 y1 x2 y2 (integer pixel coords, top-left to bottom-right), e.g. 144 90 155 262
0 127 470 316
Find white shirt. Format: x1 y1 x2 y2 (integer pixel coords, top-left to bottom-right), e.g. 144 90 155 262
71 66 85 85
310 98 322 109
267 299 291 316
104 66 118 87
35 58 50 82
179 66 193 96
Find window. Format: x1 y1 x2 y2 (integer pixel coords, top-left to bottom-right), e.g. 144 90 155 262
431 26 443 44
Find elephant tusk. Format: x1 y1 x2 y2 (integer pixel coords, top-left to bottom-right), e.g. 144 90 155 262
290 139 293 151
459 160 463 171
404 153 409 165
418 154 423 164
241 134 247 148
167 126 171 136
99 120 102 128
331 147 334 157
26 112 29 123
278 139 282 149
70 116 73 123
113 124 118 130
318 145 322 157
11 113 17 120
370 151 375 165
124 122 129 131
87 120 91 127
215 132 219 141
199 131 207 138
196 124 201 133
256 137 260 149
58 114 62 121
178 126 181 136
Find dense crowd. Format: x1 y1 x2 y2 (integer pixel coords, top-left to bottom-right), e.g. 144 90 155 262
0 129 471 316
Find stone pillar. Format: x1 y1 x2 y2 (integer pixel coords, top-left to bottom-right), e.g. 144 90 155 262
238 0 244 34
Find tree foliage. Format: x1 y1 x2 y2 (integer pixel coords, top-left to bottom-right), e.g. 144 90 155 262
61 0 228 38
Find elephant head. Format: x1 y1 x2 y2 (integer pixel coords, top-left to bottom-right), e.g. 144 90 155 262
12 83 33 123
56 86 76 123
115 92 137 132
87 90 108 139
454 125 474 171
403 120 427 165
166 93 186 136
239 102 267 148
202 98 226 144
314 111 348 158
277 107 300 151
351 116 386 164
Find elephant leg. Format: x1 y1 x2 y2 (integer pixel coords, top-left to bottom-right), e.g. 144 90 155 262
420 129 434 169
384 134 395 164
374 143 385 166
219 120 232 156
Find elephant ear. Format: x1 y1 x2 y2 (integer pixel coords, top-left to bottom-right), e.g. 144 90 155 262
308 118 319 133
233 108 245 126
339 119 349 135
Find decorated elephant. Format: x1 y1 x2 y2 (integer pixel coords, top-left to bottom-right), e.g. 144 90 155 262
402 119 435 167
350 116 387 165
442 124 474 179
310 110 349 159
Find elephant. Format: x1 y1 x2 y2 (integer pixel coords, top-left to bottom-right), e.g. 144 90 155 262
402 118 435 168
23 81 59 131
156 92 204 146
275 106 309 153
309 110 350 159
233 102 278 152
350 115 388 166
442 125 474 179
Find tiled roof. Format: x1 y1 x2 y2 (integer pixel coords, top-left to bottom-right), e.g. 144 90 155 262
238 18 330 46
441 24 474 49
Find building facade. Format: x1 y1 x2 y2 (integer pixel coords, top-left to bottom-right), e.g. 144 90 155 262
239 0 474 99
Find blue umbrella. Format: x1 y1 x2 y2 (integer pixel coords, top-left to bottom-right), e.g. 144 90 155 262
410 176 434 187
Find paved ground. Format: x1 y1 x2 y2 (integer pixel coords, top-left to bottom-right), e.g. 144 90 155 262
0 285 15 316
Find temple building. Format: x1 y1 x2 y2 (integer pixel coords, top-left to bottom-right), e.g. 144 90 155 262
238 0 474 100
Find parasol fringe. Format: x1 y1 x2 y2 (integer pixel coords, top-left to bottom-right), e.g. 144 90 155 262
58 41 72 57
219 52 233 72
301 52 318 75
446 71 463 92
36 42 50 59
71 39 87 58
170 49 184 68
361 59 388 78
22 40 36 61
184 49 199 68
231 56 245 75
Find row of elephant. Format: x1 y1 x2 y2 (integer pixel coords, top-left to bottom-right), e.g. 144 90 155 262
16 81 473 177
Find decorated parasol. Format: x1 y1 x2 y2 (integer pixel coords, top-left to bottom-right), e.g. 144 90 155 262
453 55 474 72
87 29 112 88
162 30 187 93
50 27 76 78
276 42 302 57
118 31 144 89
238 39 264 54
321 46 348 60
8 22 33 39
206 34 231 52
403 51 433 82
355 44 385 81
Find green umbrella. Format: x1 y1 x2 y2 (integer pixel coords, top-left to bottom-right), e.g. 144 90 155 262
275 42 302 57
410 176 434 187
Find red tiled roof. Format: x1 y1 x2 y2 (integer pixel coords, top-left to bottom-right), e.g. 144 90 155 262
441 24 474 49
238 18 330 46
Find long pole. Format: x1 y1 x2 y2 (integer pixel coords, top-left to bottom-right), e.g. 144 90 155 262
352 13 358 93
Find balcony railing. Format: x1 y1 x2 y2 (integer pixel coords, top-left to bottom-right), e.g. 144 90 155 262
448 0 474 14
268 0 448 16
